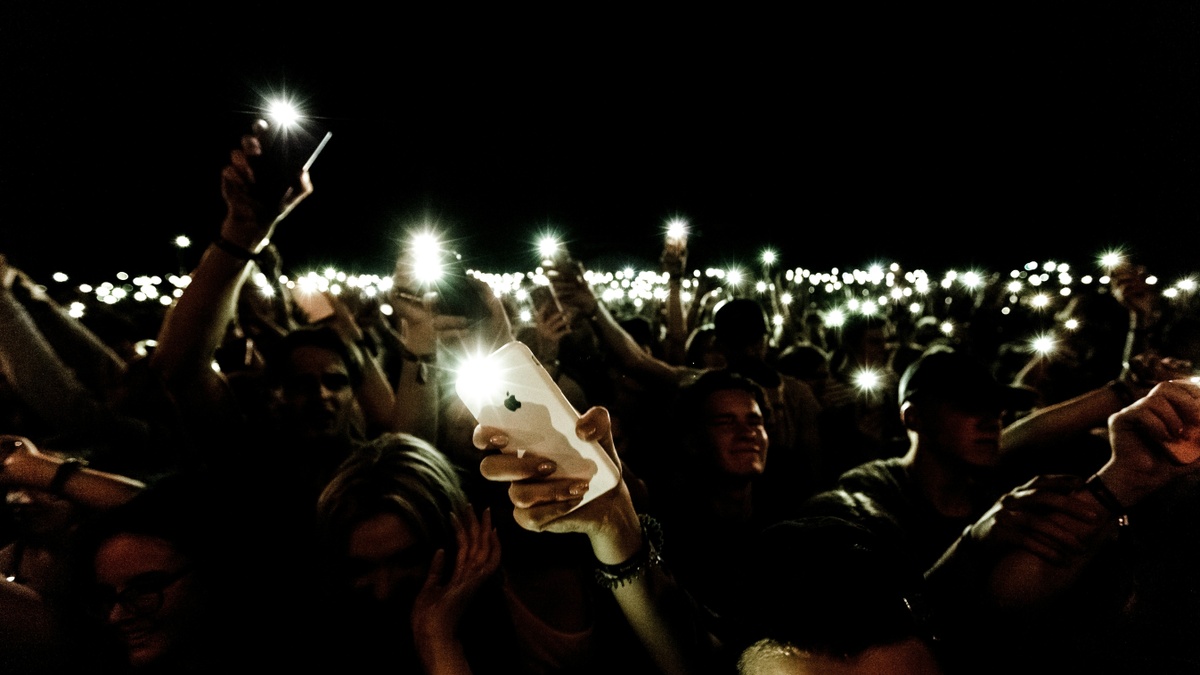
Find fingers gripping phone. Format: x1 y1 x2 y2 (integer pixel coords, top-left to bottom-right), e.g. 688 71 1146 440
455 341 621 512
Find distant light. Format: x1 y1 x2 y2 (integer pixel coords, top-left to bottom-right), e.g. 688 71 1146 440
666 219 687 242
1032 334 1055 355
52 272 68 283
175 235 191 249
761 249 777 266
853 368 881 392
537 235 561 260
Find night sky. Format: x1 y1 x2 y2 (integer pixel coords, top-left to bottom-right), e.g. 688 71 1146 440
5 3 1200 283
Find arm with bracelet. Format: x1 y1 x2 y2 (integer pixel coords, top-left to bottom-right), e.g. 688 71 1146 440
150 120 312 410
965 380 1200 610
0 436 144 511
473 406 714 675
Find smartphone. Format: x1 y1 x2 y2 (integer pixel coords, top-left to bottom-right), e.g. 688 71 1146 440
250 122 331 210
454 341 621 512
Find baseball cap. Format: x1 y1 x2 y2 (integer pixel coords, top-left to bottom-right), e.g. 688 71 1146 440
898 348 1036 412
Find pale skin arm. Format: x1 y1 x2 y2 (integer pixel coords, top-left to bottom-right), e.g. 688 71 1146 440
473 407 709 675
0 436 144 510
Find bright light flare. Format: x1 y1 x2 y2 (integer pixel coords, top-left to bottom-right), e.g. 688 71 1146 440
1032 334 1056 356
761 249 777 266
853 368 881 392
538 235 562 261
174 235 191 249
409 232 445 284
266 98 302 129
666 218 687 243
1100 250 1124 270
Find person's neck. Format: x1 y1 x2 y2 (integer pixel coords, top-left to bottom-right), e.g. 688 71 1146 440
901 444 984 519
707 478 756 523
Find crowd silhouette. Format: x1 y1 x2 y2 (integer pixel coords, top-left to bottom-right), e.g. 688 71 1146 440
5 119 1200 674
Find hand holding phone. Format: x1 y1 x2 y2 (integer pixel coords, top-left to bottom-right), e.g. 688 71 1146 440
456 341 621 513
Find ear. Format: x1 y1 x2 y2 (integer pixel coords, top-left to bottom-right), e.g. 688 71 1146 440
900 400 920 431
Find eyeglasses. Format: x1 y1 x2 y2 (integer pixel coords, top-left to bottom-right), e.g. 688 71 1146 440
90 567 192 619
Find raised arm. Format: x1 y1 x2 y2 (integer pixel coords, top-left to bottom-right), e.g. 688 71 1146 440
549 260 690 388
474 407 714 675
150 121 312 406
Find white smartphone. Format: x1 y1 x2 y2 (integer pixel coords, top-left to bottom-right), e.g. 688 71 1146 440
454 340 621 512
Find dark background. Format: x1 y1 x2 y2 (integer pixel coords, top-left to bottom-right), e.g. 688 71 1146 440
4 3 1200 283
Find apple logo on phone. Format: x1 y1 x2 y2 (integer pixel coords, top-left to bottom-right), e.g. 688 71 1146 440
504 392 522 412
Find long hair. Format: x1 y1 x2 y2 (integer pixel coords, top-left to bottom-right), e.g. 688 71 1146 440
315 433 469 567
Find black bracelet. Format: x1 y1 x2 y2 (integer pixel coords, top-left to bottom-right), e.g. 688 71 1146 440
1085 474 1130 526
48 457 88 495
595 514 664 589
212 235 258 262
1107 379 1137 407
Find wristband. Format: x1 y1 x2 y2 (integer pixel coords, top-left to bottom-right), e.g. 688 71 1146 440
48 457 89 495
212 235 258 262
1107 379 1137 407
595 514 664 589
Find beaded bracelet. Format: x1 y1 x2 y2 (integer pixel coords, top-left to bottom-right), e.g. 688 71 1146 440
595 514 664 589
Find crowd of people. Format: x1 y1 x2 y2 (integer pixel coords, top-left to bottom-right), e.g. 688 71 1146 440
4 120 1200 674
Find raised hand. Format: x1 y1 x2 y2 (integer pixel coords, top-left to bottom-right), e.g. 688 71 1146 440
410 506 501 642
219 120 314 252
1099 378 1200 506
473 406 642 565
